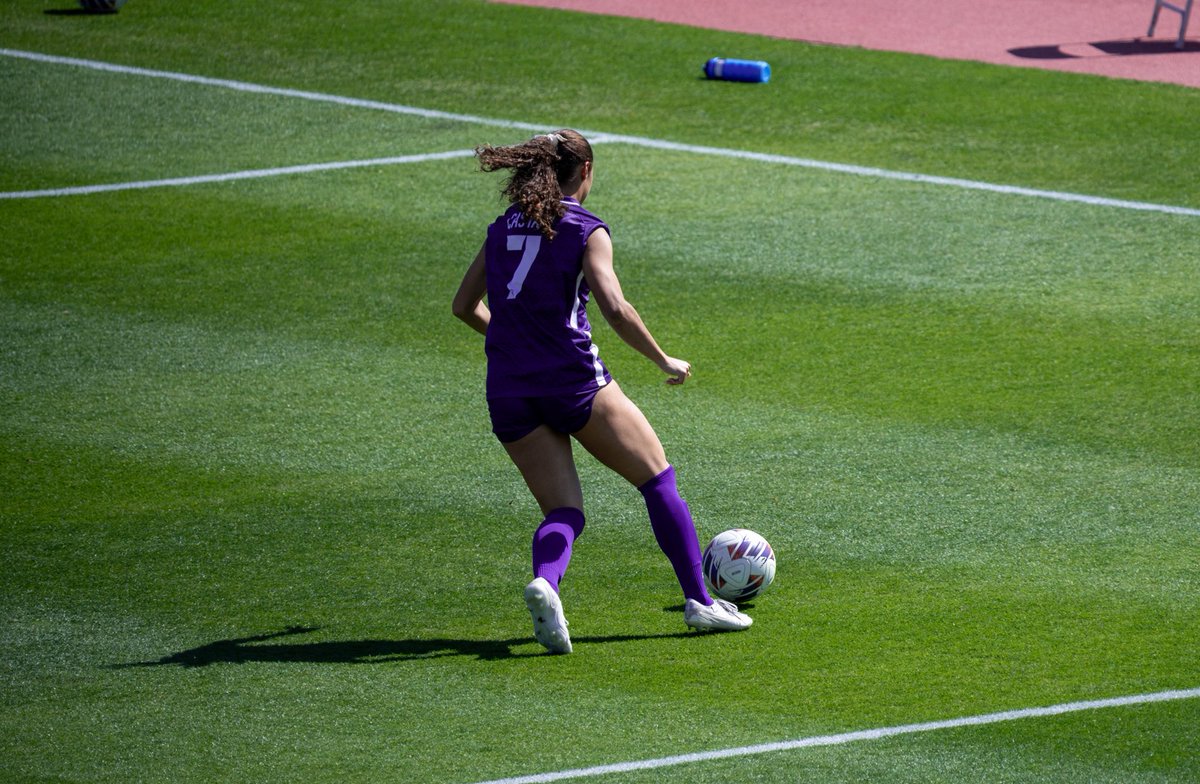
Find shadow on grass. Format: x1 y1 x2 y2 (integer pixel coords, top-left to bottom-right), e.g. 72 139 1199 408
113 625 700 667
44 8 120 15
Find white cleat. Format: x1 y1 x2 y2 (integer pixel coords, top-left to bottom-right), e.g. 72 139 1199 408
524 577 572 654
684 598 753 631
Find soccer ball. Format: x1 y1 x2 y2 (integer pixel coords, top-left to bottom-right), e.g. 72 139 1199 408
79 0 127 11
702 528 776 603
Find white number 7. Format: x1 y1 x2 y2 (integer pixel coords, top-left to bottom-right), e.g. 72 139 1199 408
506 234 542 299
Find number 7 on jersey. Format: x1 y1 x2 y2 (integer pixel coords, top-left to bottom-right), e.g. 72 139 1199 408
505 234 542 300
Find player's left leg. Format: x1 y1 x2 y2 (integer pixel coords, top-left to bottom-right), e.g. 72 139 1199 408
501 425 584 653
501 424 584 515
501 426 587 593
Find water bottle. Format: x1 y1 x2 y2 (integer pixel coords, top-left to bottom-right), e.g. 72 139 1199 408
704 57 771 83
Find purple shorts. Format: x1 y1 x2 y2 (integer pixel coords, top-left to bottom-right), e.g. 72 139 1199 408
488 387 603 443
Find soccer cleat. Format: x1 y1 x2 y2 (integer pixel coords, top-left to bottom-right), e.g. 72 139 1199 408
524 577 572 654
684 598 753 631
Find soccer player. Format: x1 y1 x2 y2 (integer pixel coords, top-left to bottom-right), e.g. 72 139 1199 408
452 130 751 654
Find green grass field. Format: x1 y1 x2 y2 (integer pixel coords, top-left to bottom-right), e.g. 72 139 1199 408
2 1 1198 782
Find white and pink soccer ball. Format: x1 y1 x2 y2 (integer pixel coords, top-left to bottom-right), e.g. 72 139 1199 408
702 528 776 603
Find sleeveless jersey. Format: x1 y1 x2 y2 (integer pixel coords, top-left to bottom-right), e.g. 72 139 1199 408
484 197 612 398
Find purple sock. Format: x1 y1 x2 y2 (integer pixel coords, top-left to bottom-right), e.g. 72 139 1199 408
531 507 586 594
638 465 712 606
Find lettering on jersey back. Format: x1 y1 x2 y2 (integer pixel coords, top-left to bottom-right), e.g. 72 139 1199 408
506 213 539 231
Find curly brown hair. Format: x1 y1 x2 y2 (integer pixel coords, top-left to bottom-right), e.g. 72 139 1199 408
476 129 593 240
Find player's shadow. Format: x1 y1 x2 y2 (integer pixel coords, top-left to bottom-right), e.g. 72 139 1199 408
1009 37 1200 59
44 8 120 14
112 625 698 668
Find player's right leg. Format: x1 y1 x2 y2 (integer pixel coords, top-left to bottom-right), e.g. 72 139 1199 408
573 384 750 631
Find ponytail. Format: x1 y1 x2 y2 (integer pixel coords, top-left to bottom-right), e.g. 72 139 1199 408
476 129 593 240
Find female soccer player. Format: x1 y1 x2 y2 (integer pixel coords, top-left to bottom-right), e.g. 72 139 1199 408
452 130 751 654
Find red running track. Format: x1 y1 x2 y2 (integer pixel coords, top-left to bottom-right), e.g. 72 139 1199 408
492 0 1199 89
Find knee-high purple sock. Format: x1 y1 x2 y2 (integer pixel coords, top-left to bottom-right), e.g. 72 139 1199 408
531 507 586 594
638 465 712 606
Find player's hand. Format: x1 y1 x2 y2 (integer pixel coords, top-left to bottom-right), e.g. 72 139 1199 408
660 356 692 385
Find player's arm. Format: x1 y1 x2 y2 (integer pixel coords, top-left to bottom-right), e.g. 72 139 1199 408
582 229 691 385
452 243 490 336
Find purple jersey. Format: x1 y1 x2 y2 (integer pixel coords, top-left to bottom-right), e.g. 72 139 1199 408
484 197 612 398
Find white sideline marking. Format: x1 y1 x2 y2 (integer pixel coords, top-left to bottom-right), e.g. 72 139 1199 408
592 133 1200 218
0 48 549 133
0 150 476 199
468 687 1200 784
2 47 1199 217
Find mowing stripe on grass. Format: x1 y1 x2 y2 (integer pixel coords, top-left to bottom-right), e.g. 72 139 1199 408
469 687 1200 784
0 150 476 199
4 47 1199 217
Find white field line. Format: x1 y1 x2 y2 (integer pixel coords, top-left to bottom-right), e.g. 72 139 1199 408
0 151 476 199
2 47 1199 218
468 687 1200 784
592 133 1200 218
0 48 549 133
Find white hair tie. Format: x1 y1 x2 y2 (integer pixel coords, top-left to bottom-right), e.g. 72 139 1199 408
536 132 566 147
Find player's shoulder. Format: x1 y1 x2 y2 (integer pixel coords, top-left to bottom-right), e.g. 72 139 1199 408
560 198 609 236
